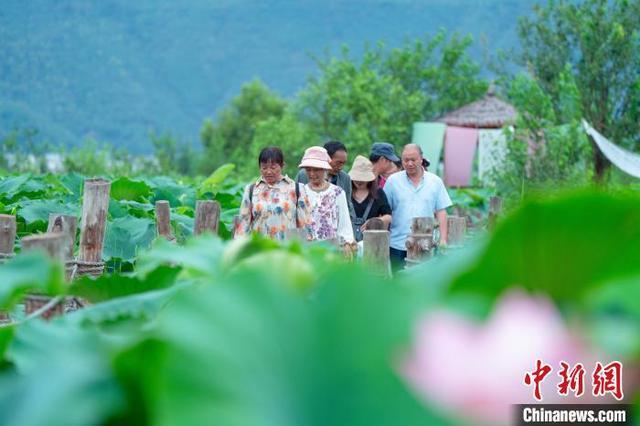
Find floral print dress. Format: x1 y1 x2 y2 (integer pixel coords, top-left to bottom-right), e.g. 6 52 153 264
235 176 313 241
304 183 355 244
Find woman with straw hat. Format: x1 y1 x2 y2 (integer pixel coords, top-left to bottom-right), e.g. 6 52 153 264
348 155 392 242
299 146 355 246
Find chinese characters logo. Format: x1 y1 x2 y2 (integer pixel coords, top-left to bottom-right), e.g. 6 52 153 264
524 360 623 401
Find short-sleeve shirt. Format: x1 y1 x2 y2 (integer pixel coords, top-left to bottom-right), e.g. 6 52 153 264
352 189 391 221
235 175 313 241
383 170 452 250
304 183 355 244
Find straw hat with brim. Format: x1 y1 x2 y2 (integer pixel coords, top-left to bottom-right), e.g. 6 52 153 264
349 155 375 182
299 146 332 170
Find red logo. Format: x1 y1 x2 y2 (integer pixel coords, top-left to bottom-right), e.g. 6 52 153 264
524 360 623 401
592 361 624 401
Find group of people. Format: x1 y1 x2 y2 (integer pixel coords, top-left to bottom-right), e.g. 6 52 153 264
234 140 452 270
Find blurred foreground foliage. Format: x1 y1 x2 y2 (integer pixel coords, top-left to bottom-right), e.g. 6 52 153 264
0 190 638 425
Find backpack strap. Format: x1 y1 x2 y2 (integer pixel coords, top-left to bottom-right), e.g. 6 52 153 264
361 197 374 221
294 182 300 227
248 183 255 222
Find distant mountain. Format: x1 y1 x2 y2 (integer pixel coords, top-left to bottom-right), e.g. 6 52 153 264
0 0 537 152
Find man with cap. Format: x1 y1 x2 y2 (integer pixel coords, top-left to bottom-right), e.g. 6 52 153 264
297 140 355 218
383 143 452 271
369 142 401 188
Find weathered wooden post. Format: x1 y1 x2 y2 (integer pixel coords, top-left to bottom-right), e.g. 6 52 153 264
488 196 503 230
363 229 391 277
155 200 175 241
21 233 67 319
364 217 386 231
447 216 467 247
47 214 77 261
0 214 16 323
194 200 221 236
76 179 110 277
405 217 435 267
0 214 16 259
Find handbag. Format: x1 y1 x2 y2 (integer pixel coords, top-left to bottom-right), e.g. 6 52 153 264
352 197 374 242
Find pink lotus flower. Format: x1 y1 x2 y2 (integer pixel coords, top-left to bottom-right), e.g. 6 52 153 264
399 290 605 425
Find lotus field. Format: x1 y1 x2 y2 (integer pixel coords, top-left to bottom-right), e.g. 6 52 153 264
0 170 638 425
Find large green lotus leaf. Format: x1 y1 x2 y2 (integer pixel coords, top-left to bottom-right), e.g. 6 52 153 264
103 216 156 263
198 163 235 197
0 326 15 360
447 191 640 303
135 236 225 280
581 277 640 358
69 265 181 303
147 176 195 207
171 212 194 240
64 284 187 327
0 320 125 426
108 199 129 219
14 199 79 225
112 264 450 426
118 200 155 219
0 175 45 203
0 252 66 310
110 177 152 202
58 172 84 199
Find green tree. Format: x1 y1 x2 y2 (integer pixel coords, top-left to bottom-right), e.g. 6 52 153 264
295 30 487 156
495 70 593 200
151 132 177 174
250 112 316 179
517 0 640 180
200 80 287 174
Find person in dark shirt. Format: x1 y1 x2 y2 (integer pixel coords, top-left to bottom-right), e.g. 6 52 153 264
348 155 392 242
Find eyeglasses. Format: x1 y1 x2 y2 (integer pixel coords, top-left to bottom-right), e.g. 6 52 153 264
260 163 282 172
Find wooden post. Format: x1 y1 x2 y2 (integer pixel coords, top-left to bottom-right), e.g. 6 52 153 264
0 215 16 322
488 196 503 230
447 216 467 247
78 179 110 263
363 230 391 277
194 200 220 236
21 232 66 319
155 201 175 241
405 217 435 267
21 232 67 261
0 214 16 256
47 214 77 260
363 217 386 231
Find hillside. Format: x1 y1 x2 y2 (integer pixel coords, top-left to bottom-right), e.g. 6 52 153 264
0 0 537 152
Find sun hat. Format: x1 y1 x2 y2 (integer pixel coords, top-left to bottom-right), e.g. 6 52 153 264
370 142 400 163
348 155 376 182
299 146 332 170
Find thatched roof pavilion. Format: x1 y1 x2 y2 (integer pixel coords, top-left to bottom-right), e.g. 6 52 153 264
436 87 517 129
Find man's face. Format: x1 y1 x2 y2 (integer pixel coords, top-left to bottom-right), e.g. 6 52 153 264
402 148 422 176
329 150 347 175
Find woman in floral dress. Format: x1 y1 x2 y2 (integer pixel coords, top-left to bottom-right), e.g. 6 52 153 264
235 147 313 241
298 146 355 245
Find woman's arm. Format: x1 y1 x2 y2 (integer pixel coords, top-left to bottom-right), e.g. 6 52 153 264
336 190 355 244
234 184 252 238
296 184 315 241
